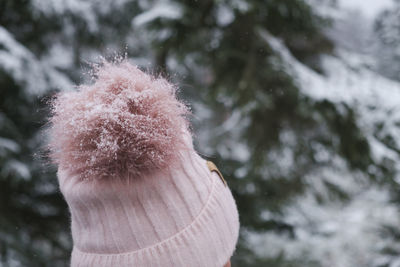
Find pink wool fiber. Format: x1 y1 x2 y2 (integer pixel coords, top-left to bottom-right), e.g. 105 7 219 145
48 60 191 180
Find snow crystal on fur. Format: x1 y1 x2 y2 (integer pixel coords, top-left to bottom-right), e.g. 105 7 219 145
48 60 192 180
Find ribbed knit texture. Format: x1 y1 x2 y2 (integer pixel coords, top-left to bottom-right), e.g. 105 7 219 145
58 144 240 267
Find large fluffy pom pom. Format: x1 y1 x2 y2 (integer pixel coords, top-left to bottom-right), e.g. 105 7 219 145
47 60 192 180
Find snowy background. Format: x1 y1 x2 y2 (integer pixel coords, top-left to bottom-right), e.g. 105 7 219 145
1 0 400 266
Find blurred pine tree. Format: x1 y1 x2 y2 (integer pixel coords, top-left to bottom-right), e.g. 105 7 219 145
0 1 70 266
133 0 392 266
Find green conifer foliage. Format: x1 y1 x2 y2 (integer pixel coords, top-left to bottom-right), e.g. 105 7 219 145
134 1 382 265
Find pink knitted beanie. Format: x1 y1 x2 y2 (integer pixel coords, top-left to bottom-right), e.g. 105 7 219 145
48 60 240 267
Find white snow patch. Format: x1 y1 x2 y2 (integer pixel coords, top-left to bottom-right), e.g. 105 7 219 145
0 27 72 95
133 2 182 27
2 160 31 180
216 4 235 26
250 188 399 267
32 0 99 32
338 0 393 19
0 138 20 155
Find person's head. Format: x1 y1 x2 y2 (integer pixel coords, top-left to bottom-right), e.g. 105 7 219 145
48 59 240 267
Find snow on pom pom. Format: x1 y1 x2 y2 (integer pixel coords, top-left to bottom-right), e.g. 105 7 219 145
47 59 192 180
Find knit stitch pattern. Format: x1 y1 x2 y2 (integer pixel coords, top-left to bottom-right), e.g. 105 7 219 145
59 148 239 267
